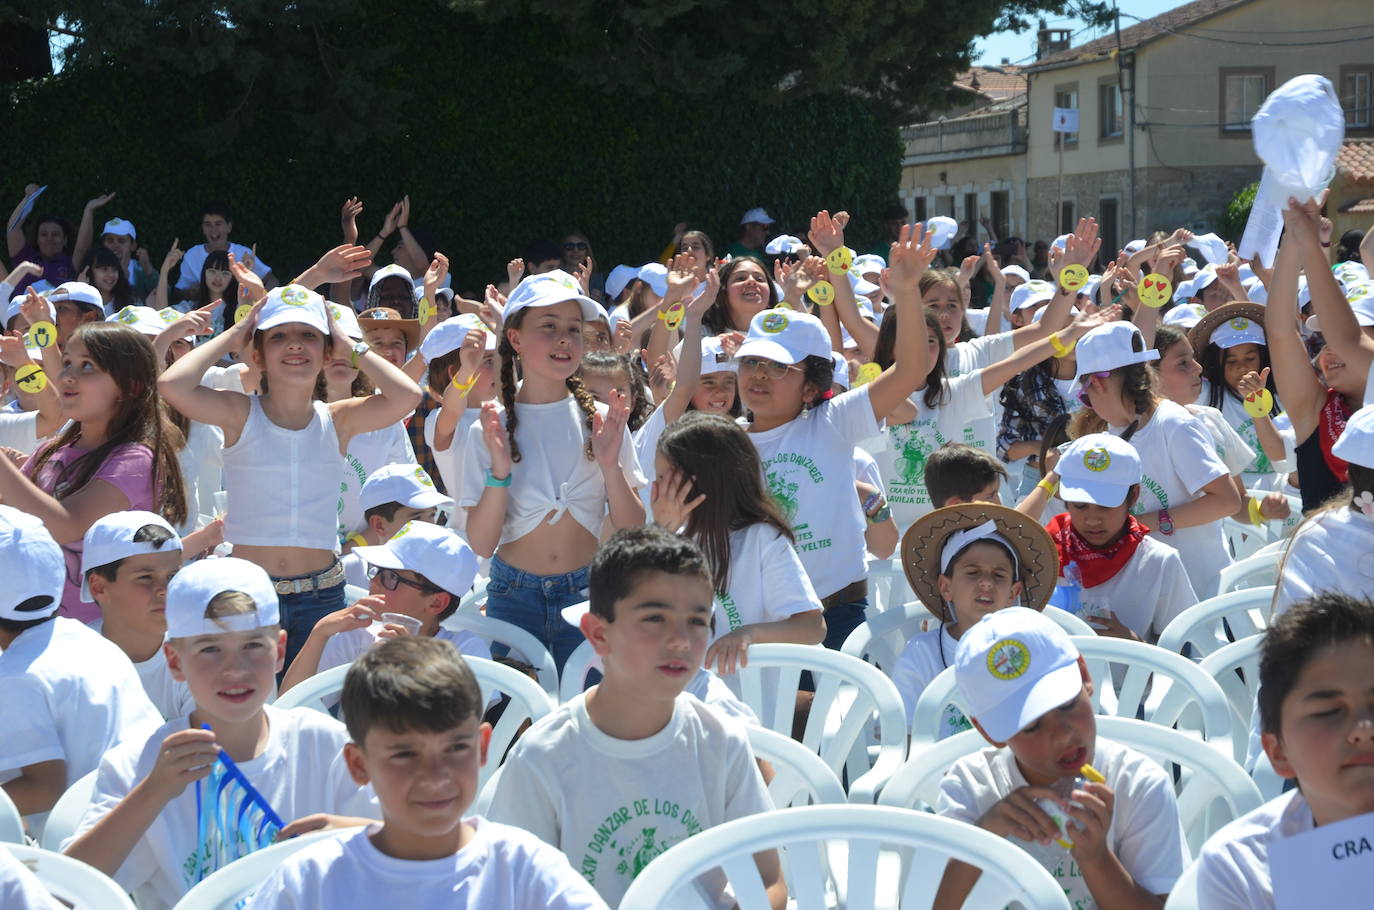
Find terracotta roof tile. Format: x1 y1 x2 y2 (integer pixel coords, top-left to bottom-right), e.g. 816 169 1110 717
1028 0 1252 70
1344 198 1374 213
1337 139 1374 185
954 67 1026 103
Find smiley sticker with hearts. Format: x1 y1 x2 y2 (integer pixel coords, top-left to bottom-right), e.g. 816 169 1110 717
825 247 853 274
1244 388 1273 419
1058 264 1089 293
807 281 835 306
1138 273 1172 308
854 362 882 387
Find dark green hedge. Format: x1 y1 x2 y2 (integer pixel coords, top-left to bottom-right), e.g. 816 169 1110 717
2 15 901 292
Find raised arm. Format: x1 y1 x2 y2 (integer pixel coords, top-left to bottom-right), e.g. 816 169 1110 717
865 222 937 421
328 311 423 449
0 334 61 437
1266 213 1328 441
808 211 879 358
7 185 41 258
982 244 1008 336
151 239 182 311
660 268 719 424
1012 217 1100 346
980 307 1120 397
1286 195 1374 382
72 191 115 269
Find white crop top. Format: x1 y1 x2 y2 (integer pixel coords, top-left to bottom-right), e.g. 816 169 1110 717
222 397 344 550
459 396 644 546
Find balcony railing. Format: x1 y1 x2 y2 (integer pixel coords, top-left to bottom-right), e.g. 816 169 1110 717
901 108 1026 163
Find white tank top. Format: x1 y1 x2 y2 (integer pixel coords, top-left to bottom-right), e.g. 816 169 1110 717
222 397 343 550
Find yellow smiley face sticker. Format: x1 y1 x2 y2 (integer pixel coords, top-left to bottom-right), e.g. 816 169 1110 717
234 303 253 325
417 296 436 324
774 299 794 310
825 247 853 274
1138 273 1172 308
661 301 685 331
854 362 882 386
987 638 1031 680
1058 264 1090 293
15 364 46 394
1244 388 1274 419
28 320 57 350
807 281 835 306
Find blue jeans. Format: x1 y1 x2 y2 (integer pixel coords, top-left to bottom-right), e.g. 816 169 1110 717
486 555 590 674
274 566 346 674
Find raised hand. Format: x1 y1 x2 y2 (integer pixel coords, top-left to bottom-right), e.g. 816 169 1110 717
1237 368 1271 405
423 251 450 318
886 222 938 295
665 252 696 301
85 191 116 211
807 210 847 256
340 197 363 245
687 267 721 317
312 244 373 286
228 252 266 302
650 464 706 531
506 258 525 288
1061 216 1101 269
574 256 593 294
7 261 43 285
0 334 35 368
161 239 183 274
479 401 511 477
397 195 411 230
958 253 981 288
382 201 402 239
981 242 1003 285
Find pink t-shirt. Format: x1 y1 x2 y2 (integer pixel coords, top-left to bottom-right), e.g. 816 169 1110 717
24 442 157 623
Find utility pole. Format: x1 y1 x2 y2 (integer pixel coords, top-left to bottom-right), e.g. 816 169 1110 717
1115 4 1137 237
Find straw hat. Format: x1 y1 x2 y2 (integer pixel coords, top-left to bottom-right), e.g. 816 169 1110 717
900 503 1059 621
1187 302 1267 355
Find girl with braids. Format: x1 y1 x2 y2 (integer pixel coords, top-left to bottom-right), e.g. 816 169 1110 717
0 320 187 622
1072 320 1240 598
461 271 645 671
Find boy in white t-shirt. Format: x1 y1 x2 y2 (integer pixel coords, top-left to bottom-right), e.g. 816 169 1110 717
174 201 275 300
246 636 608 909
341 463 454 588
934 608 1186 909
281 520 490 694
63 558 378 910
80 511 196 721
488 525 783 908
1030 433 1198 641
0 506 161 819
923 442 1007 508
1195 592 1374 910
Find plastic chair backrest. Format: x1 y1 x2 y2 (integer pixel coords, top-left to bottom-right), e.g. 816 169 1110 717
171 828 344 909
1197 636 1263 763
746 725 847 809
558 638 597 703
1044 605 1096 637
1156 587 1273 659
40 769 99 852
0 787 22 844
864 555 914 615
1221 516 1268 561
734 644 907 803
1249 750 1287 801
883 716 1261 856
1 842 137 910
465 656 556 791
456 574 489 614
907 666 968 747
274 662 352 714
618 803 1071 910
839 600 936 674
1216 551 1280 596
442 610 559 696
1074 636 1235 758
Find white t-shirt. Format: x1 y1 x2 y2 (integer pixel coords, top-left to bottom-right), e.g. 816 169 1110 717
486 692 771 908
746 386 880 599
460 397 644 546
1214 390 1296 485
1194 790 1313 910
0 845 63 909
0 409 40 454
0 618 161 791
70 705 378 910
862 370 991 528
1274 506 1374 616
713 523 821 638
937 737 1186 908
200 363 247 393
1187 403 1256 475
320 626 492 676
631 405 669 514
175 242 272 291
243 819 609 910
947 330 1013 456
185 420 225 527
425 406 481 532
1110 400 1232 599
1075 535 1199 640
338 423 417 542
89 619 196 722
891 624 971 739
684 669 760 727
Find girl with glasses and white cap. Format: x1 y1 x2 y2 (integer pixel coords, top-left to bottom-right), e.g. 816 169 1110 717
1072 320 1240 598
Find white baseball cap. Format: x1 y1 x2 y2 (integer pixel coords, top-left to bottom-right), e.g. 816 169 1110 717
359 463 454 512
1051 233 1070 253
740 207 776 226
1073 322 1159 389
1187 232 1230 266
79 510 182 602
327 302 363 341
368 263 414 292
829 352 851 389
1162 303 1207 328
420 313 497 363
848 270 880 297
1253 75 1344 199
165 557 280 640
504 270 605 325
1332 402 1374 470
734 308 831 366
605 264 638 301
1333 261 1370 293
1122 239 1146 255
1210 315 1266 348
101 218 137 239
1010 279 1055 313
1057 434 1142 508
1001 265 1030 285
1191 265 1219 294
925 216 958 251
701 334 738 374
765 234 804 255
6 293 56 328
107 305 167 337
50 281 107 315
0 505 64 621
1172 278 1196 304
853 254 886 276
256 284 331 334
636 263 668 297
953 607 1084 743
1306 281 1374 332
1243 277 1269 305
352 520 478 598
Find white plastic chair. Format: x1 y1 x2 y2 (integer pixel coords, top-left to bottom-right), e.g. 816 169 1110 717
617 803 1071 910
558 638 598 702
907 667 973 747
1250 750 1287 801
171 828 345 909
882 716 1261 856
1197 637 1262 764
1163 858 1203 910
839 600 936 675
274 662 352 713
1 842 137 909
455 574 489 614
747 725 847 809
864 555 914 615
40 769 99 852
1156 587 1273 659
0 787 23 844
1221 516 1269 561
1044 605 1096 637
463 657 558 791
733 644 907 803
1215 551 1280 595
441 610 559 696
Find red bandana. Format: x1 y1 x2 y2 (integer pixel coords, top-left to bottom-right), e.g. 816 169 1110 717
1319 388 1353 484
1046 513 1150 589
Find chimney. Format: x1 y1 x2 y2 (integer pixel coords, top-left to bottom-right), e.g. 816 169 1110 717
1036 22 1073 60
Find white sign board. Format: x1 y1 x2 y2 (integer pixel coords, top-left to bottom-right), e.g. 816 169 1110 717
1052 108 1079 133
1270 810 1374 909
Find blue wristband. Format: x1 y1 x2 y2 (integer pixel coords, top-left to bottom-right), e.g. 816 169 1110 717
484 470 511 488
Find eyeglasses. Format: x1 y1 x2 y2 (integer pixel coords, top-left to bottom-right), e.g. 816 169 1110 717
563 241 589 251
204 268 230 279
368 566 440 593
1077 371 1111 407
739 356 802 380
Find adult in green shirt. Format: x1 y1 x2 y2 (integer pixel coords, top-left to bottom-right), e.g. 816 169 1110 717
724 207 774 259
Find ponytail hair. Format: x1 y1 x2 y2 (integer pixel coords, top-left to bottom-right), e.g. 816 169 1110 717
579 351 654 431
499 307 596 463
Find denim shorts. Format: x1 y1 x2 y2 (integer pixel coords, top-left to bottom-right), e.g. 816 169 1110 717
274 566 346 673
485 555 590 673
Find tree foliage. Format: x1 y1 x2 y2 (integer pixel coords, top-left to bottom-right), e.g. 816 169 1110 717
1223 181 1259 243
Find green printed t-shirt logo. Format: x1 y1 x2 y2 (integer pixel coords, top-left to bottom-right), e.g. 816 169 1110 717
766 469 801 523
889 421 944 500
1237 418 1273 475
579 799 704 891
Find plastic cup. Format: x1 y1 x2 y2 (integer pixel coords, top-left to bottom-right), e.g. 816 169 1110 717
379 612 423 636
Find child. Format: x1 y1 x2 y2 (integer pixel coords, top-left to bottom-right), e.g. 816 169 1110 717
245 637 608 908
422 314 499 510
652 412 824 676
342 462 453 586
890 503 1057 737
48 281 106 345
1026 434 1197 641
159 280 421 667
923 442 1008 508
1194 593 1374 910
80 510 195 720
64 557 378 910
282 520 489 693
174 201 275 300
488 525 783 908
0 506 161 818
461 271 645 671
0 321 188 622
934 607 1186 909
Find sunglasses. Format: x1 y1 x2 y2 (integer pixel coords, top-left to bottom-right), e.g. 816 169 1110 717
368 566 440 593
739 356 802 380
563 241 589 251
1077 371 1111 407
